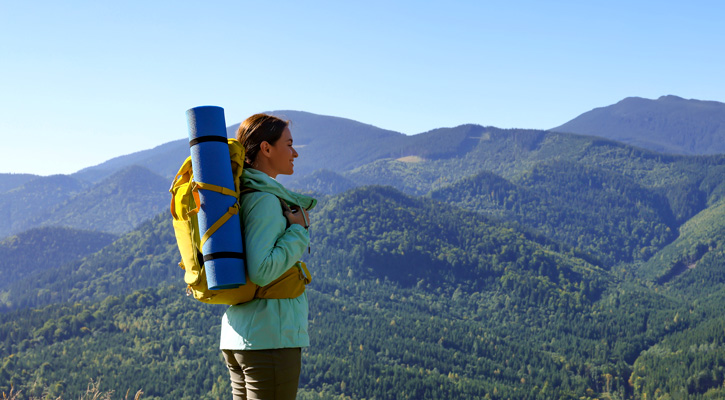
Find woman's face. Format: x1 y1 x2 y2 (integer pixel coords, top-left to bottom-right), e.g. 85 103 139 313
265 126 298 177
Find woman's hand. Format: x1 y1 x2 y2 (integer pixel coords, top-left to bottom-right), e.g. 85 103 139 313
285 205 310 228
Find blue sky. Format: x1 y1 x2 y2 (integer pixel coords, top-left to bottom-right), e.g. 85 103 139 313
2 0 723 175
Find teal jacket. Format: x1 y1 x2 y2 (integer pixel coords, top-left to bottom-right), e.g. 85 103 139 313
219 168 316 350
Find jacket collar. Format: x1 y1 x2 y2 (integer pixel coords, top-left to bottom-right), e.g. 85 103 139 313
242 168 317 210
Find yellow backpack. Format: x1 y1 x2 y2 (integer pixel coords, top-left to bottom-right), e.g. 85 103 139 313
169 138 310 305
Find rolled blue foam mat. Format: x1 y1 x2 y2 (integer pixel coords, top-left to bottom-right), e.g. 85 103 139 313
186 105 246 290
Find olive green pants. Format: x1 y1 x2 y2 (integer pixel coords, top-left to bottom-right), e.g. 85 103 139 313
222 348 301 400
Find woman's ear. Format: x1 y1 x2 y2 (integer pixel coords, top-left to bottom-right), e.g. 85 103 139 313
258 141 271 158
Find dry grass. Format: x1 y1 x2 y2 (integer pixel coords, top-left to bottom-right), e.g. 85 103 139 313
2 379 142 400
396 155 425 163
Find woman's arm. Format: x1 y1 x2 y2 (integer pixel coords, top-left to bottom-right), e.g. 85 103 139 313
242 192 309 286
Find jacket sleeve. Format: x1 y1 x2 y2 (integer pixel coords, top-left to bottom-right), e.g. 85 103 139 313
242 192 310 287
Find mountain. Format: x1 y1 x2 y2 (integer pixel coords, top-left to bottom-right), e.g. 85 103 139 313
71 111 493 189
73 140 189 184
0 173 38 194
286 169 357 195
63 96 725 188
75 110 408 185
0 174 89 238
344 126 725 219
13 122 725 241
553 95 725 155
0 166 169 240
29 165 170 235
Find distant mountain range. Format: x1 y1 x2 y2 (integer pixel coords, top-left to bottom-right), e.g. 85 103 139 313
3 95 723 189
2 97 724 239
553 95 725 155
71 111 408 184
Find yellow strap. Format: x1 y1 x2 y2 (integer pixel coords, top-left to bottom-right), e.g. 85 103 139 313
188 180 237 216
195 181 237 197
200 205 239 247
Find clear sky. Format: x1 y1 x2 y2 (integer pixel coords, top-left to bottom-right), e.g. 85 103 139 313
2 0 723 175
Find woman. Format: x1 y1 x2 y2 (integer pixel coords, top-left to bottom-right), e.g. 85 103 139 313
220 113 315 400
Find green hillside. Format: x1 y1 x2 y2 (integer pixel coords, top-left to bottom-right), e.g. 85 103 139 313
0 227 117 305
308 186 606 297
629 290 725 399
639 198 725 296
432 161 677 266
0 213 178 311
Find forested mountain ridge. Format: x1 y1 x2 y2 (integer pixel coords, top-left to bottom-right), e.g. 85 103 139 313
0 166 169 241
308 185 607 296
0 174 89 238
430 160 678 266
553 95 725 155
51 96 725 185
0 173 38 194
343 126 725 201
32 165 170 235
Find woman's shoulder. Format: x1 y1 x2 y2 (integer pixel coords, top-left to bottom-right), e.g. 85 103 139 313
240 188 279 204
240 189 282 214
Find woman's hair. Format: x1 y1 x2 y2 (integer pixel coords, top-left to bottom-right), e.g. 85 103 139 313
236 113 289 166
